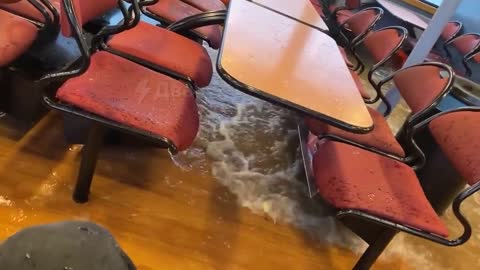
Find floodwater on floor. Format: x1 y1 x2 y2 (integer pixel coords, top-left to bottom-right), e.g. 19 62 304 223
0 48 479 270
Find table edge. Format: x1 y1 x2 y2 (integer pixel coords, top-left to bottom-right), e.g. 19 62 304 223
216 54 374 134
249 0 330 33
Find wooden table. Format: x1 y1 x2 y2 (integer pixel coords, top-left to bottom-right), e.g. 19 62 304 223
218 0 373 133
250 0 329 32
377 0 431 29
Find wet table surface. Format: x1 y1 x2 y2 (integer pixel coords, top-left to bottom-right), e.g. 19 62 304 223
218 0 373 133
376 0 430 29
251 0 329 32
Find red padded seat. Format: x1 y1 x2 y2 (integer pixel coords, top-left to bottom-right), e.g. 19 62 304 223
146 0 222 49
107 21 213 87
363 28 404 63
181 0 226 11
306 107 405 157
393 65 451 114
312 140 449 237
0 0 60 23
430 111 480 186
0 9 38 67
407 22 461 50
342 9 379 38
452 34 480 56
441 21 462 41
56 51 199 151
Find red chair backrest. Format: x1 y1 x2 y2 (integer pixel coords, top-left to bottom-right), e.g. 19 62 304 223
441 21 462 41
60 0 117 37
346 0 361 9
344 8 381 37
429 111 480 186
452 33 480 56
362 28 405 64
0 0 59 23
393 64 452 114
473 51 480 64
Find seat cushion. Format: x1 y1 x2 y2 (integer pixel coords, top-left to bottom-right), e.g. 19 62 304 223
108 21 213 87
430 111 480 186
146 0 222 49
56 51 199 151
181 0 226 11
0 10 38 67
313 140 448 237
0 0 60 23
305 107 405 157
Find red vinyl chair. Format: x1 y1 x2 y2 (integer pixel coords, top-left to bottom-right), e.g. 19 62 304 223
0 0 54 68
338 7 383 49
406 21 462 53
329 0 363 23
310 133 473 269
445 33 480 76
58 0 213 88
305 62 455 162
405 21 463 65
306 106 479 270
0 0 59 27
180 0 226 11
141 0 223 49
348 26 408 112
40 0 203 203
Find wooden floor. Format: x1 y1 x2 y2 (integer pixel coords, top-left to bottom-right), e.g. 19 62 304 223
0 112 477 270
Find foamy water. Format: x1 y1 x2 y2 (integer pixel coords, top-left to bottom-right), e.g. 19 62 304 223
172 49 480 269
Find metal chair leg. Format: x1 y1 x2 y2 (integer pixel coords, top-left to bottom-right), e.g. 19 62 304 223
353 228 397 270
73 123 105 204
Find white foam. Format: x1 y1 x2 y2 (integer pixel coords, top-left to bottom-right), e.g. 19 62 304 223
0 196 13 207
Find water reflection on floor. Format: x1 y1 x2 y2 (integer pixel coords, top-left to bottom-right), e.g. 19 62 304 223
0 48 479 269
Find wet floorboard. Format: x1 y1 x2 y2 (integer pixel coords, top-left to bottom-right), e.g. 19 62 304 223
0 49 479 270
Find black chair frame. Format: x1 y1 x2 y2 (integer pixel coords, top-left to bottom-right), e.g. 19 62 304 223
39 0 196 203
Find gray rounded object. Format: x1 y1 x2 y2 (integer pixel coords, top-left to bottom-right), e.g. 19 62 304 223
0 221 136 270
